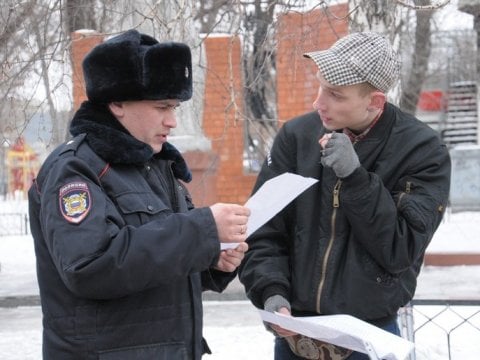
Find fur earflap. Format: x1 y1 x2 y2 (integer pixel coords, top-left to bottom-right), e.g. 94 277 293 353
82 29 192 103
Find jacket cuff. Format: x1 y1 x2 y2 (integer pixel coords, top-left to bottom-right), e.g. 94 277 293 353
262 285 289 306
341 166 370 196
201 268 237 293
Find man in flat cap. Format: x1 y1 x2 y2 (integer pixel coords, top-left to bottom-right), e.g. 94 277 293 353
29 29 250 359
239 32 451 359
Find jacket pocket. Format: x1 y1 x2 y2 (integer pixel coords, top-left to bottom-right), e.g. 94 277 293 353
114 192 172 225
98 342 188 360
115 192 170 215
361 251 396 286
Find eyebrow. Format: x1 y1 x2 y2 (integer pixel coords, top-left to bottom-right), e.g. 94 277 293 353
316 71 344 92
322 82 345 95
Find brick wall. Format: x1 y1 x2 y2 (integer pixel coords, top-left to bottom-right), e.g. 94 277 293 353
276 4 349 123
201 35 257 205
71 31 104 110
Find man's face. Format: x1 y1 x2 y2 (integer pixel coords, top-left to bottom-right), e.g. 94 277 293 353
112 99 180 153
312 73 375 132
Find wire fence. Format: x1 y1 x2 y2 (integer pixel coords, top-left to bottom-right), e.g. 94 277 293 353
0 213 30 236
399 299 480 359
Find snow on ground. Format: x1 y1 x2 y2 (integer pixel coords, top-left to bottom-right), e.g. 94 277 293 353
427 210 480 253
1 199 480 359
1 300 479 359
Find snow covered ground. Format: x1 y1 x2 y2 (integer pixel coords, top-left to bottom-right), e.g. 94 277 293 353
1 200 479 359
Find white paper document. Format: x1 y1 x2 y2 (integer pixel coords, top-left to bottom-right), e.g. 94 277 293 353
221 173 317 250
220 243 241 250
244 172 317 237
259 310 414 360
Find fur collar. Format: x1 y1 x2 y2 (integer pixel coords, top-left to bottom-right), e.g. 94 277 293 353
70 101 192 182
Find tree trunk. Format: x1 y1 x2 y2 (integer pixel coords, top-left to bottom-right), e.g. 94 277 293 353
399 7 434 114
66 0 96 33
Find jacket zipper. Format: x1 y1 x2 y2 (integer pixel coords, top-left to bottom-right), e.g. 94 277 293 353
316 179 342 313
166 161 180 212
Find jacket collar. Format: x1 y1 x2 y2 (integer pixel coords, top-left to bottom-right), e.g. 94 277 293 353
352 103 396 171
69 101 192 182
361 103 395 142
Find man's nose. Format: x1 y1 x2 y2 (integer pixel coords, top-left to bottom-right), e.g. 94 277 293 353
312 88 325 111
163 111 177 128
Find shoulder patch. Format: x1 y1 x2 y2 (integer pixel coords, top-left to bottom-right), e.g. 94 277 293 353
59 182 91 224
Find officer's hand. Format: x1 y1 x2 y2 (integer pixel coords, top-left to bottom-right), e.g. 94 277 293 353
320 131 360 178
214 242 248 272
210 203 250 243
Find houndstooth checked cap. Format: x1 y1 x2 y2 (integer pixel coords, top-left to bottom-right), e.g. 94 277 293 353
303 32 400 93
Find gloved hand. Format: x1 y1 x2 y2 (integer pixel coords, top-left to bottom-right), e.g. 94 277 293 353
264 295 296 337
320 132 360 178
264 295 291 313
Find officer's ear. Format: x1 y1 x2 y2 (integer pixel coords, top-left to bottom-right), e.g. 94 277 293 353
108 102 125 118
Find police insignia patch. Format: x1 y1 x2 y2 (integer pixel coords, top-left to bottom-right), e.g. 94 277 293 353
59 182 91 224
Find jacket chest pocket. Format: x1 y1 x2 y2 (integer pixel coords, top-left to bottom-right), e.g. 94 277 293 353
114 192 172 226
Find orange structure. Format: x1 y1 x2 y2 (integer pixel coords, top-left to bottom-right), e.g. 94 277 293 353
6 137 39 196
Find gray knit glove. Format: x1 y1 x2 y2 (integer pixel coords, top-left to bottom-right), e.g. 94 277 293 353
263 295 291 335
264 295 291 313
321 132 360 178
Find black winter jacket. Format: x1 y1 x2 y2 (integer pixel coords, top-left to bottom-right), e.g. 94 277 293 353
239 104 451 326
28 102 232 359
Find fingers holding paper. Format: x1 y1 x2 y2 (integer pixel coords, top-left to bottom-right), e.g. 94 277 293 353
210 203 250 243
215 242 249 273
264 295 298 337
268 307 298 338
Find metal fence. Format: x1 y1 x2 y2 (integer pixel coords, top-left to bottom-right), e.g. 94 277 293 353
0 213 30 236
399 299 480 360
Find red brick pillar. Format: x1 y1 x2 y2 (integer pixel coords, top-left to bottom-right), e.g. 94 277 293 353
276 5 349 123
202 35 256 205
182 150 219 208
71 30 104 111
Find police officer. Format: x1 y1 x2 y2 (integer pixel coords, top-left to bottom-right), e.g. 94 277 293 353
29 29 250 359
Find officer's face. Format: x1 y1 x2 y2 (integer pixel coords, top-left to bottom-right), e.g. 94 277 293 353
110 99 180 153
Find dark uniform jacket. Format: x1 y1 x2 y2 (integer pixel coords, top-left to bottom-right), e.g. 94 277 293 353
28 102 232 359
239 104 451 326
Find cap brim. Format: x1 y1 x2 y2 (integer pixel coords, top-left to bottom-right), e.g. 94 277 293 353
303 50 364 87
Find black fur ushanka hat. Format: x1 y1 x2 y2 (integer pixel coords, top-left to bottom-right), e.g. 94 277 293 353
82 29 192 103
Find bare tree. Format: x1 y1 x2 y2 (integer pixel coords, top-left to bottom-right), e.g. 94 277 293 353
1 0 123 151
0 0 464 176
66 0 97 33
0 1 37 143
349 0 452 115
241 0 281 170
195 0 233 33
195 0 305 170
399 3 435 114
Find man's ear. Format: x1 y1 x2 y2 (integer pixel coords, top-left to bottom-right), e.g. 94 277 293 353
108 102 124 117
368 92 386 111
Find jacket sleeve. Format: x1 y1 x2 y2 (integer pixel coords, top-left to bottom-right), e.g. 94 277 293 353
340 134 451 273
201 269 237 293
238 123 297 309
35 155 221 300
